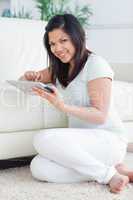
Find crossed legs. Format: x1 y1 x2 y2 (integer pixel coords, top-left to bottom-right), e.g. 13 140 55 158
30 128 129 193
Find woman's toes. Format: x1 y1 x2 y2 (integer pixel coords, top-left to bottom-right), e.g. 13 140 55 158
109 174 129 194
115 163 133 182
128 172 133 182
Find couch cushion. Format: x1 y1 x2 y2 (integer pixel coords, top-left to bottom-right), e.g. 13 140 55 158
112 80 133 121
0 130 37 159
0 82 44 132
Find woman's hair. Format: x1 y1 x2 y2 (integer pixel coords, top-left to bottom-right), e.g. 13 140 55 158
44 13 91 87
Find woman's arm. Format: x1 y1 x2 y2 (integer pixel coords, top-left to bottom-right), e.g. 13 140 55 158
19 67 52 83
32 77 112 125
62 77 112 124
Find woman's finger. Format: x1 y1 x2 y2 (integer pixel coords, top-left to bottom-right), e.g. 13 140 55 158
50 85 59 95
32 87 51 97
32 87 43 94
35 72 41 81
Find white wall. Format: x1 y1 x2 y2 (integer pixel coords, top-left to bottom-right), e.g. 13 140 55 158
86 28 133 63
85 0 133 63
86 0 133 25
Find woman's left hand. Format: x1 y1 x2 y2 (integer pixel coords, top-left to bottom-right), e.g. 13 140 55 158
32 85 65 111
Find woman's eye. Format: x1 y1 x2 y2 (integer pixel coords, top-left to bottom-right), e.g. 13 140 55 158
61 39 68 42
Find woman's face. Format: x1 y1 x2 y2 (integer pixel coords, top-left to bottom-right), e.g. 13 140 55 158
48 28 76 67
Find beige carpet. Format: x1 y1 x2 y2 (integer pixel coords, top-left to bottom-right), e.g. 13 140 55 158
0 153 133 200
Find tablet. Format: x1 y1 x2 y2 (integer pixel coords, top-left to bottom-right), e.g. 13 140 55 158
6 80 54 95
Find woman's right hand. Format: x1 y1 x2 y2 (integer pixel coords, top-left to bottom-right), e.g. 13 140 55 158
19 71 43 82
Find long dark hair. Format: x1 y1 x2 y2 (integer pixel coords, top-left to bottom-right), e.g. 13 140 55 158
44 14 91 87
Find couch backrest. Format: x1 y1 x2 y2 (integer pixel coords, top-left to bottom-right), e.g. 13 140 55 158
0 17 47 81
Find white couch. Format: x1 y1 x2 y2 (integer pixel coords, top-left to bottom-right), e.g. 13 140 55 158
0 17 133 160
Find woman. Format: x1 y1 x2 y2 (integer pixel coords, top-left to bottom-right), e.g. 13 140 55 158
20 14 133 193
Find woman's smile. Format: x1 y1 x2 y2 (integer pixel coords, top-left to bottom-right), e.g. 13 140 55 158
56 52 66 59
56 51 70 61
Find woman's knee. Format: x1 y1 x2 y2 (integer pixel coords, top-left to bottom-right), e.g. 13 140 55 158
33 131 56 155
30 155 54 182
30 155 43 181
30 154 65 183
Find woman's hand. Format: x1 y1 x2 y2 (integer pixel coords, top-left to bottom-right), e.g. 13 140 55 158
32 85 65 111
19 71 43 81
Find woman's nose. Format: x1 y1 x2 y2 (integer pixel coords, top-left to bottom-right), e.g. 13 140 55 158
54 43 63 52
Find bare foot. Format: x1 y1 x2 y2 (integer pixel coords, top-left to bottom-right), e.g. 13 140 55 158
109 173 129 193
115 163 133 182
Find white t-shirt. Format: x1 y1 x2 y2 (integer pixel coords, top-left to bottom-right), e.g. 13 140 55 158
57 53 127 139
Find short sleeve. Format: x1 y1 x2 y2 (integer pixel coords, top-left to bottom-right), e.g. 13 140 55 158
82 54 114 82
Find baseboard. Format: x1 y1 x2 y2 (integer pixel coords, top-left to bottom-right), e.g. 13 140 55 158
0 155 35 169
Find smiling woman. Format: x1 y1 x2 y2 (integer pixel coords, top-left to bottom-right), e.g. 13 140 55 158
44 14 90 87
19 14 133 193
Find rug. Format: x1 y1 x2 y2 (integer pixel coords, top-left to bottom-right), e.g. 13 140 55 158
0 153 133 200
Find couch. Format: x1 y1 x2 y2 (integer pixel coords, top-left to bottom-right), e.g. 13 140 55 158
0 17 133 161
